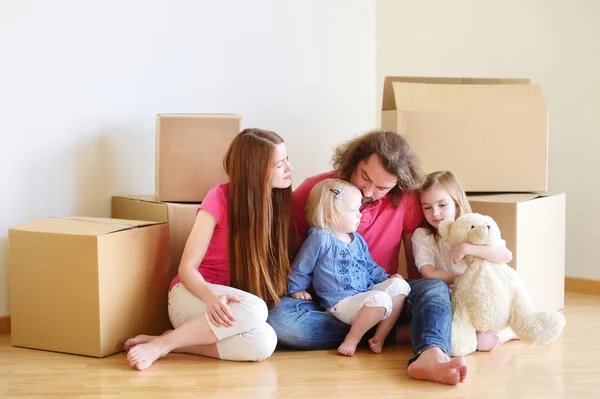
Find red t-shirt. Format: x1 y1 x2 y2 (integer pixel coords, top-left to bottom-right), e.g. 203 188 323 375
169 183 230 290
291 171 424 276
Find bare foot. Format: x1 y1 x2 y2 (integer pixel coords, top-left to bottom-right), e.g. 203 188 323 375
368 336 384 354
407 347 469 385
127 342 169 371
476 331 501 352
338 336 361 357
124 335 157 351
124 330 173 351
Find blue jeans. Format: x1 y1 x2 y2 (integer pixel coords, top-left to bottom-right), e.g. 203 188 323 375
267 278 452 364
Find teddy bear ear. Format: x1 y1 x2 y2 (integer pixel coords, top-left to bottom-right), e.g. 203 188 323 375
438 219 455 242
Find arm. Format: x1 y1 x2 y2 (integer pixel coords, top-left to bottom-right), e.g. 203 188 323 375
448 243 513 264
178 210 219 302
404 233 423 280
178 210 240 327
360 235 389 283
288 232 322 299
419 264 461 285
403 193 425 280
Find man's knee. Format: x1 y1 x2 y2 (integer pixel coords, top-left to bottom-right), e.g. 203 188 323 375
409 278 451 305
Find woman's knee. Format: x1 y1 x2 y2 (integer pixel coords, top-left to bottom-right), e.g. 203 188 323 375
233 294 269 329
218 323 277 362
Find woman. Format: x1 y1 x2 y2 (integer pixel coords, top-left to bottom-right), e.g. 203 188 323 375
125 128 293 370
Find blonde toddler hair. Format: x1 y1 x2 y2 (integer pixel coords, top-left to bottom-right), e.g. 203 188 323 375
305 179 361 230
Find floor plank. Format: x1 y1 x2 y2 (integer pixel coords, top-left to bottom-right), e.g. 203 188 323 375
0 293 598 398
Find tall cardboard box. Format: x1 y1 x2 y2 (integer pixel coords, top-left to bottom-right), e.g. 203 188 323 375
8 217 171 357
156 113 240 202
381 77 548 192
468 193 566 311
111 195 200 280
398 193 566 311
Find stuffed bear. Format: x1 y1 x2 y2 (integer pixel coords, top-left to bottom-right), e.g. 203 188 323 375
438 213 566 357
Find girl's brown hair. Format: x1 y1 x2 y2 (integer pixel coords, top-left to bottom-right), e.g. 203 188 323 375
224 128 291 307
420 170 472 238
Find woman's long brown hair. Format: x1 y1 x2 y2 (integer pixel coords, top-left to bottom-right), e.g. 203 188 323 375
224 128 291 308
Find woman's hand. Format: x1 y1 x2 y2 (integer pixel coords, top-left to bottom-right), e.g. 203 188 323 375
291 291 312 300
204 291 241 327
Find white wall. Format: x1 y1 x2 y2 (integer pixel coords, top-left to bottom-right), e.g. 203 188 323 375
377 0 600 280
0 0 377 316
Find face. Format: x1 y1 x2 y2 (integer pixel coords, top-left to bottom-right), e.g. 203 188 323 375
270 143 293 189
332 187 363 234
349 154 398 203
420 185 457 229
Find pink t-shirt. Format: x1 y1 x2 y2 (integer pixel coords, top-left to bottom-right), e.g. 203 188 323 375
291 171 424 276
169 183 230 290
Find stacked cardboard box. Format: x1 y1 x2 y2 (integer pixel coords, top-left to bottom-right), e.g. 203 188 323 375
8 114 240 357
112 113 241 288
385 77 565 311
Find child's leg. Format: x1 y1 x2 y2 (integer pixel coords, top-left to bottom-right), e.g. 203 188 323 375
329 291 393 357
369 294 407 353
338 305 387 356
368 278 412 353
476 327 520 352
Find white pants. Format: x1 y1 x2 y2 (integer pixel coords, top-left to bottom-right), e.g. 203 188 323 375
168 282 277 362
328 278 411 325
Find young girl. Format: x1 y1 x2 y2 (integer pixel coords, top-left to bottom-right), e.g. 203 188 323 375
412 170 519 351
288 178 411 357
125 128 294 370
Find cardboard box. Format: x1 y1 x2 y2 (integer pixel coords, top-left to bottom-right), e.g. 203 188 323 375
111 195 200 280
381 77 548 192
156 113 240 202
399 193 566 311
468 193 566 311
8 217 171 357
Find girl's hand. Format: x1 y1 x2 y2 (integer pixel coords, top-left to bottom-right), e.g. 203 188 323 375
448 243 468 263
291 291 312 300
204 292 241 327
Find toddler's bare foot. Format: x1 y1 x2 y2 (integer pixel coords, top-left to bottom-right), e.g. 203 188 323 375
338 336 361 357
368 336 384 353
127 342 169 371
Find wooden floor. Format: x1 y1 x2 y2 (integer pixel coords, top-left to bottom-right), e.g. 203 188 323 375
1 293 598 398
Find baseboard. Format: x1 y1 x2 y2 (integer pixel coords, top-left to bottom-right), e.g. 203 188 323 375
565 277 600 295
0 315 10 335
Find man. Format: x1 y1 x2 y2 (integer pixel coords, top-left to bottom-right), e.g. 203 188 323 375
267 131 468 385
